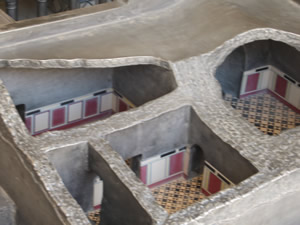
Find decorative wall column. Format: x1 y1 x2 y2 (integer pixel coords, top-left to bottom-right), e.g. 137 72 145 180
37 0 48 17
69 0 79 9
5 0 17 20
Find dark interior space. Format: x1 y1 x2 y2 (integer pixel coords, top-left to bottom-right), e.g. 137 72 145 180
125 155 142 178
188 144 204 179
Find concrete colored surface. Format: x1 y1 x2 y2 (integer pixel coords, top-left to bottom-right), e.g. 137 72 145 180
89 144 157 225
47 143 96 212
0 0 298 61
0 0 299 225
0 9 14 25
0 186 16 225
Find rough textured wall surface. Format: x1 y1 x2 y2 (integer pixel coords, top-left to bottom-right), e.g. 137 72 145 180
0 186 16 225
89 145 156 225
0 29 298 225
47 143 95 212
0 83 87 225
0 0 299 224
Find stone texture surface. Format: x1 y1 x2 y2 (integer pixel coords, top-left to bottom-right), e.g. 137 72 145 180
0 186 16 225
0 0 299 225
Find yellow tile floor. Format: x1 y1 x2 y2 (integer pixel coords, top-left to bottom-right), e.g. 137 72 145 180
88 210 100 225
224 92 300 135
151 175 205 214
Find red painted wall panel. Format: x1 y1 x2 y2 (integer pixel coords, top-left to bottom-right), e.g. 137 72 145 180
169 152 183 176
208 172 221 194
201 188 211 196
275 75 287 98
52 108 65 127
140 165 147 184
245 73 260 92
85 98 98 117
119 99 128 112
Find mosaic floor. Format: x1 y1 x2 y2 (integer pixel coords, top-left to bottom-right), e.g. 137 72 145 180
151 175 205 214
224 92 300 135
88 210 101 225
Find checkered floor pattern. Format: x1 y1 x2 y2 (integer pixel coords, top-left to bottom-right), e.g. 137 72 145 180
224 92 300 135
88 210 100 225
151 175 205 214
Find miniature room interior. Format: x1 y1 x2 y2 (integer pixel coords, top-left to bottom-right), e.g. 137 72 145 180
0 64 176 136
0 0 300 225
107 106 258 214
216 40 300 135
46 142 154 225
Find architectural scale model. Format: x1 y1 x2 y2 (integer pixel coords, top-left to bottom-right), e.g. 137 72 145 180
0 0 299 225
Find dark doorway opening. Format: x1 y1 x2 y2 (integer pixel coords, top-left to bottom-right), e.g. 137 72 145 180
189 144 204 179
125 154 142 178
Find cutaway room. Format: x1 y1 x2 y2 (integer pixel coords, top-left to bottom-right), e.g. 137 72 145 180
106 106 258 214
216 40 300 135
0 64 176 135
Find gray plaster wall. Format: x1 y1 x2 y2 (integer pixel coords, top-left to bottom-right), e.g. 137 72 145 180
113 65 177 106
106 106 190 160
0 186 16 225
88 146 152 225
47 143 96 212
0 117 66 225
188 108 258 184
215 40 300 97
215 46 246 97
0 68 113 110
270 40 300 82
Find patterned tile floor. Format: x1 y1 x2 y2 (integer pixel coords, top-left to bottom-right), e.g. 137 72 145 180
151 175 205 214
224 92 300 135
88 210 101 225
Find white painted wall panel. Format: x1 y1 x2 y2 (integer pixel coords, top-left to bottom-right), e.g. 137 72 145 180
101 93 113 112
112 94 118 112
288 84 300 108
68 102 83 122
34 111 49 133
260 70 271 90
93 177 103 208
150 158 167 184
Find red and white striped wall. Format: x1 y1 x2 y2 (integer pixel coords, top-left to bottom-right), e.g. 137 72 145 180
25 88 134 135
140 147 187 188
201 161 234 197
240 65 300 112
